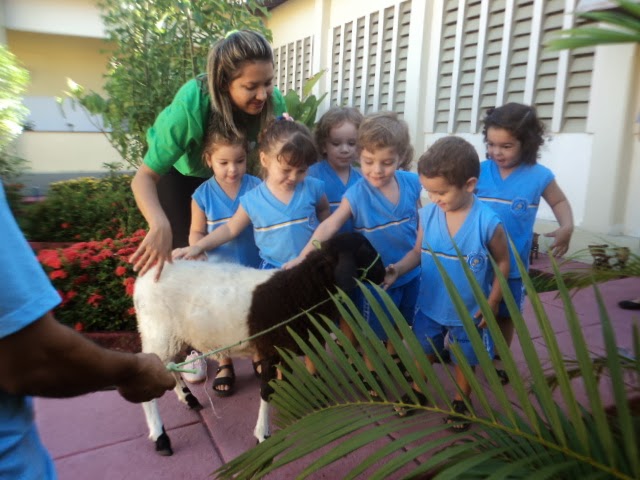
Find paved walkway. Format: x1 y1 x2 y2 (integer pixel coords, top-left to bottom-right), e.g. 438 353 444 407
35 255 640 479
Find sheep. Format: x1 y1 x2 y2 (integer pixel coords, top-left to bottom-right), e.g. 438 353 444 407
134 232 385 455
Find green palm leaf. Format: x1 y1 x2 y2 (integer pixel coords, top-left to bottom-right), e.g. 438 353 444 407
215 250 639 479
547 0 640 50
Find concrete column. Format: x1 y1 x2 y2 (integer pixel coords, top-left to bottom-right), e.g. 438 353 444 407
313 0 331 112
582 43 637 234
402 0 433 164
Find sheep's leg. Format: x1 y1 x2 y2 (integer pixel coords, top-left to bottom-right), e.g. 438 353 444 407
173 371 202 410
142 399 173 456
254 399 272 442
254 356 277 443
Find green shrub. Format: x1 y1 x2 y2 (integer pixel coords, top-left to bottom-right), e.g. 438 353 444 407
18 173 145 242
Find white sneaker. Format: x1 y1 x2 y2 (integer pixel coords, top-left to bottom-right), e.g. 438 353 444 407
181 350 207 383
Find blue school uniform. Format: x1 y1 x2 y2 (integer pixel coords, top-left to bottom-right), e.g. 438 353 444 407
476 160 554 277
240 176 324 268
307 160 362 233
416 197 502 326
344 171 422 339
193 174 261 267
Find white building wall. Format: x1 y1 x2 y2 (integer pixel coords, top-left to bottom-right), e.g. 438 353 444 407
4 0 105 38
267 0 640 254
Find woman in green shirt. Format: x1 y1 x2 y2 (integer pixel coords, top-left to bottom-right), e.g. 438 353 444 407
130 30 286 280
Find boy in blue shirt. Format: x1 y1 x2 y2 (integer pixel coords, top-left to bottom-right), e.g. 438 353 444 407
385 136 509 431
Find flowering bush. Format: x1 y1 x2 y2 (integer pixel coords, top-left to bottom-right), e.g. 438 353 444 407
18 173 146 242
37 229 146 332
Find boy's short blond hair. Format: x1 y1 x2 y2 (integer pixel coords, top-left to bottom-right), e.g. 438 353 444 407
357 112 414 170
417 136 479 188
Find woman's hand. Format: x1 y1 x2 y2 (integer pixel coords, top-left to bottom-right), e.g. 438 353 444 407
130 222 172 281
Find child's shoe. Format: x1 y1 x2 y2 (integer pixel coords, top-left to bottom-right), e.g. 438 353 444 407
181 350 207 383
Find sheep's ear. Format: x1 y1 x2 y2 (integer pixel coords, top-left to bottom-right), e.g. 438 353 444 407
334 251 357 292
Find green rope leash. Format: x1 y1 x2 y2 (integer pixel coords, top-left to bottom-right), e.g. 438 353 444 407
165 252 382 374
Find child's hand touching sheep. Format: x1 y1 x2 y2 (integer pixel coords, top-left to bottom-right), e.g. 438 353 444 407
172 246 207 261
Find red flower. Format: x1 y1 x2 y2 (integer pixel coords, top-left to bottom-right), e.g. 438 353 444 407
66 290 78 300
74 322 84 332
73 275 89 285
38 250 62 269
115 265 127 276
49 269 68 280
127 307 136 316
87 293 103 307
61 222 70 229
123 277 135 296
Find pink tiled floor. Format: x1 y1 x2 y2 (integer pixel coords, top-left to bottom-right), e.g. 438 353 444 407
35 257 640 479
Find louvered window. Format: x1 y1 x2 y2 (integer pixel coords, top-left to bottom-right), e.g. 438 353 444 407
433 0 593 134
273 36 314 97
435 1 457 132
330 1 411 116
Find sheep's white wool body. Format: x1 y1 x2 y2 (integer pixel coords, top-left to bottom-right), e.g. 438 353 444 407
135 260 276 359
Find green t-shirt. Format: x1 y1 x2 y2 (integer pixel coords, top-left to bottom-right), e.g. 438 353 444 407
144 76 287 178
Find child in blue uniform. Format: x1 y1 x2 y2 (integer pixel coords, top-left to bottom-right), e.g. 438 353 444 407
308 106 363 233
385 136 509 430
475 103 573 377
174 118 330 268
174 118 330 377
289 112 421 392
186 121 261 395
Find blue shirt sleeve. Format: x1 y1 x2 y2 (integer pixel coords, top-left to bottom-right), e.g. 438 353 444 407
0 184 60 338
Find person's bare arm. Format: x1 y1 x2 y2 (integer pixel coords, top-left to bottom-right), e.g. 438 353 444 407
384 224 423 288
130 164 172 280
173 206 251 260
0 312 175 403
477 225 510 327
542 180 574 257
189 199 208 246
282 199 352 269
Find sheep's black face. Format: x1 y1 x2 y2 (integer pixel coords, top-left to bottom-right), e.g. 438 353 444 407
326 233 385 291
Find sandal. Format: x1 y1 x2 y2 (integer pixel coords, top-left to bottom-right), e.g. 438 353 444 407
445 399 471 432
252 359 262 378
435 349 452 364
395 388 428 417
496 368 509 385
212 364 236 397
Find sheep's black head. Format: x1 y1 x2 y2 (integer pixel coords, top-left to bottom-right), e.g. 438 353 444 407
323 233 385 292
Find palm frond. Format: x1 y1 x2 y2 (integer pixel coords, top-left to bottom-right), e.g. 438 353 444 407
215 250 639 479
547 0 640 51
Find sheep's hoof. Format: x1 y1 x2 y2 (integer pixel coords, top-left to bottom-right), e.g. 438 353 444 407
256 434 271 444
185 393 202 410
155 431 173 456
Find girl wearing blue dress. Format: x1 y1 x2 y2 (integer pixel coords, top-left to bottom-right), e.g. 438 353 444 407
476 103 574 380
184 120 262 395
308 106 363 234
